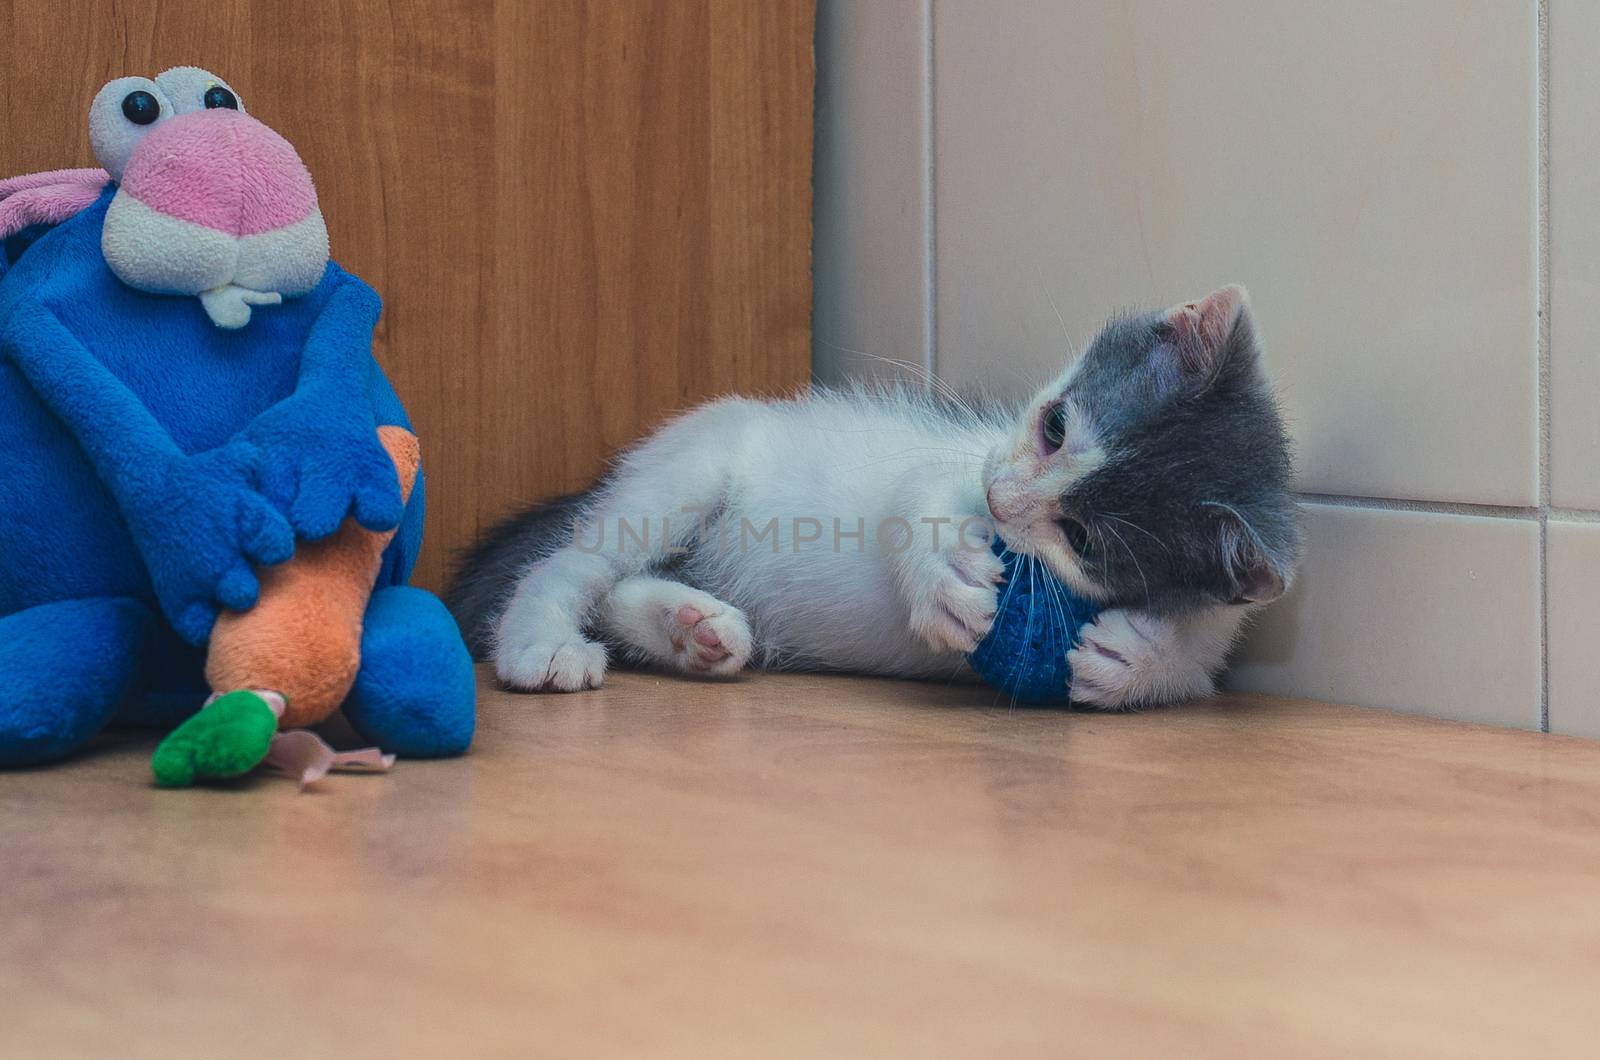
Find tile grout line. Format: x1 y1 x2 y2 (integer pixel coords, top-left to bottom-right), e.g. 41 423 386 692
1537 0 1552 733
923 0 937 383
1299 493 1600 525
1297 493 1534 520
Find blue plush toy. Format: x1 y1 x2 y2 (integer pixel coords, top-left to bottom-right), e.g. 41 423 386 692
0 67 474 780
967 538 1102 705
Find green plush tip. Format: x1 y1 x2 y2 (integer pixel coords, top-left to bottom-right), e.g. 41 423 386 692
152 690 279 788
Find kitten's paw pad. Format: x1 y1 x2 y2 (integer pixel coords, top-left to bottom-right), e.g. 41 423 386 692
496 637 607 692
1066 609 1211 710
1066 610 1158 709
667 602 752 677
948 540 1006 588
909 549 1003 654
1064 653 1136 709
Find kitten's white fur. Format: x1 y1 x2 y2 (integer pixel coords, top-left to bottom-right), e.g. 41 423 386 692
491 384 1248 708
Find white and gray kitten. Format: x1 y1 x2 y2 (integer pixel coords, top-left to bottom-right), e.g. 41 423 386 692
448 285 1299 708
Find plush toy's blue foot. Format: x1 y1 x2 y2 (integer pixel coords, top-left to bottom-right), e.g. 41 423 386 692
343 586 475 757
0 597 158 766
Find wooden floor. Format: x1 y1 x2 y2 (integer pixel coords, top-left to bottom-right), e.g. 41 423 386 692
5 669 1600 1058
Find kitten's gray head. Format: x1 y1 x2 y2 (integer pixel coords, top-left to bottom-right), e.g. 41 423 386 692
982 284 1299 611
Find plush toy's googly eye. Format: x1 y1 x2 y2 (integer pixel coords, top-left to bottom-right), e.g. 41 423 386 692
121 90 162 125
89 76 176 180
202 85 239 110
154 66 246 117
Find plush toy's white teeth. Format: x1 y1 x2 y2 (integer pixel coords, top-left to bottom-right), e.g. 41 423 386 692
101 190 329 328
199 285 282 329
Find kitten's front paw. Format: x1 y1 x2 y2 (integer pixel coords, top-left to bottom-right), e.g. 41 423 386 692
907 546 1004 654
1067 609 1212 710
496 635 608 692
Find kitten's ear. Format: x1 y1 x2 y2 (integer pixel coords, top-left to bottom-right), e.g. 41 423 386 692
1210 505 1289 605
1158 284 1257 379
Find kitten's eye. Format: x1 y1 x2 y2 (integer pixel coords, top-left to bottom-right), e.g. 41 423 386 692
1041 403 1068 454
203 85 238 110
1058 517 1090 554
121 90 161 125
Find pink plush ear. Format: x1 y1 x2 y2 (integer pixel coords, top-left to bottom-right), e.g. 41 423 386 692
0 168 110 241
0 167 109 198
1162 284 1253 376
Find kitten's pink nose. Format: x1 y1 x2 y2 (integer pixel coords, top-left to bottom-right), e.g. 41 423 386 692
987 485 1020 523
987 479 1037 524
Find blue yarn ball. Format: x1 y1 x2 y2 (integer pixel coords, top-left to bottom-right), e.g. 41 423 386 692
968 537 1102 704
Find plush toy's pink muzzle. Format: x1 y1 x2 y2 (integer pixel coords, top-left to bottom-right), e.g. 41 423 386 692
120 109 318 237
101 107 330 328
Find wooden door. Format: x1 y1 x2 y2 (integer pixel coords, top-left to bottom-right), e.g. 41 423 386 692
0 0 814 589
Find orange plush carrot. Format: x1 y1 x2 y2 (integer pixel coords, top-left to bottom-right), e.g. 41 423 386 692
205 425 421 728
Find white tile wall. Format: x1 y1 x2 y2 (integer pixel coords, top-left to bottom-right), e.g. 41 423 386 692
814 0 1600 732
812 0 931 387
934 0 1538 506
1550 0 1600 509
1229 504 1540 729
1547 521 1600 738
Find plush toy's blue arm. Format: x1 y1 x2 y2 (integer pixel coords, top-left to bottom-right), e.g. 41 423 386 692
369 365 424 587
6 302 187 466
242 277 405 541
3 302 295 644
295 276 381 394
